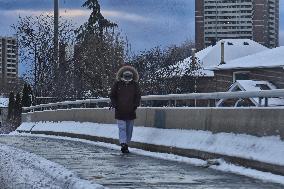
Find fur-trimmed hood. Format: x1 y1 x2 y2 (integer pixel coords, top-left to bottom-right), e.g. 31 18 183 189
116 65 139 82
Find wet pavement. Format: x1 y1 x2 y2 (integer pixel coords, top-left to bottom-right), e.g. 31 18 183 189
0 135 282 189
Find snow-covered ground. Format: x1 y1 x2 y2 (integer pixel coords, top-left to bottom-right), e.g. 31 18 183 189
0 142 105 189
15 121 284 185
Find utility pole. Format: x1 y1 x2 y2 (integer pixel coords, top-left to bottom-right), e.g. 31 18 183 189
54 0 60 100
54 0 59 69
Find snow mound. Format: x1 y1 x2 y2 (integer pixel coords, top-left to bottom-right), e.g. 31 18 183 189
0 144 105 189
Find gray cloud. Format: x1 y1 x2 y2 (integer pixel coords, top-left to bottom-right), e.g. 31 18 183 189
0 0 283 50
0 0 84 10
100 0 195 51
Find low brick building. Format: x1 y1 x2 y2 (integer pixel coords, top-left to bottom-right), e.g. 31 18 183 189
170 39 268 93
212 46 284 92
209 46 284 107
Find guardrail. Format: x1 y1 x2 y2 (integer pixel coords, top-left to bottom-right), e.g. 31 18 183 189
22 89 284 112
23 89 284 111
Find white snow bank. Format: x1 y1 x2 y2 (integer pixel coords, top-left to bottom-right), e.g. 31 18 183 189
0 143 105 189
17 121 284 167
211 159 284 185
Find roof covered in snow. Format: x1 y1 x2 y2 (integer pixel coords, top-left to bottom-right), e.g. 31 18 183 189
217 80 284 107
232 80 277 91
0 98 9 108
172 39 268 77
212 46 284 70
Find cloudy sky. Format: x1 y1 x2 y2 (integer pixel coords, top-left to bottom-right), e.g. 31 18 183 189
0 0 283 52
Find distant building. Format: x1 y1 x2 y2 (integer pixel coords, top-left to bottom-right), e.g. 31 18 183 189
170 39 268 92
0 36 18 89
211 46 284 92
195 0 279 50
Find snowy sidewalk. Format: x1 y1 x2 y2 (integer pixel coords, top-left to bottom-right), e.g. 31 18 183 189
16 122 284 177
0 143 105 189
0 135 283 189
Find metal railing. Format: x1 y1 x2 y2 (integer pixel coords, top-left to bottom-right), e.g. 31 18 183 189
22 89 284 112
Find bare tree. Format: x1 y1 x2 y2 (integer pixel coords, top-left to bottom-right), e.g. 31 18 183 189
13 14 75 99
129 40 200 95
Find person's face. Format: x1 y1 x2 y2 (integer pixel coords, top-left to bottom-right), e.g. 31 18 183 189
122 71 133 83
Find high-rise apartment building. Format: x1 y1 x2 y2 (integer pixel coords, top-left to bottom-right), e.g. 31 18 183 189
0 37 18 87
195 0 279 51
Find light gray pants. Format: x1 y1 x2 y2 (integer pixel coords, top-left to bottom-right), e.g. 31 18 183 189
117 120 134 144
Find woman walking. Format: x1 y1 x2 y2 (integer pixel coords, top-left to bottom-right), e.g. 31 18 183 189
110 65 141 153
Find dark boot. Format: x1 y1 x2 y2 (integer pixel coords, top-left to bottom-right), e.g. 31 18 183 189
124 144 129 153
121 143 129 153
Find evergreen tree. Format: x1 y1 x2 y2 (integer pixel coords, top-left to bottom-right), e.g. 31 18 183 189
77 0 117 40
22 83 32 107
8 92 15 120
14 93 22 119
74 0 125 98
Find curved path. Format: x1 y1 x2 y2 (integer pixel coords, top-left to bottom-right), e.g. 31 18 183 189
0 135 282 189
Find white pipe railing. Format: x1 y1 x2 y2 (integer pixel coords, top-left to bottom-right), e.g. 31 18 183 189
22 89 284 112
141 89 284 101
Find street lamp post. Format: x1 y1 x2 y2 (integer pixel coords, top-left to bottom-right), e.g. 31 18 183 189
54 0 59 69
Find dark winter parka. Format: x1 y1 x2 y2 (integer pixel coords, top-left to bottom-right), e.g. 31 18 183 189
110 66 141 120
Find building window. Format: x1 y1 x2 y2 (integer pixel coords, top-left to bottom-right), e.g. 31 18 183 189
233 71 250 82
255 84 270 90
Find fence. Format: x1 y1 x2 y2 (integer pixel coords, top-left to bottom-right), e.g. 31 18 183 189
22 89 284 112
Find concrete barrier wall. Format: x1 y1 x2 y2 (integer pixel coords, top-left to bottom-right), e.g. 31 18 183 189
22 107 284 139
